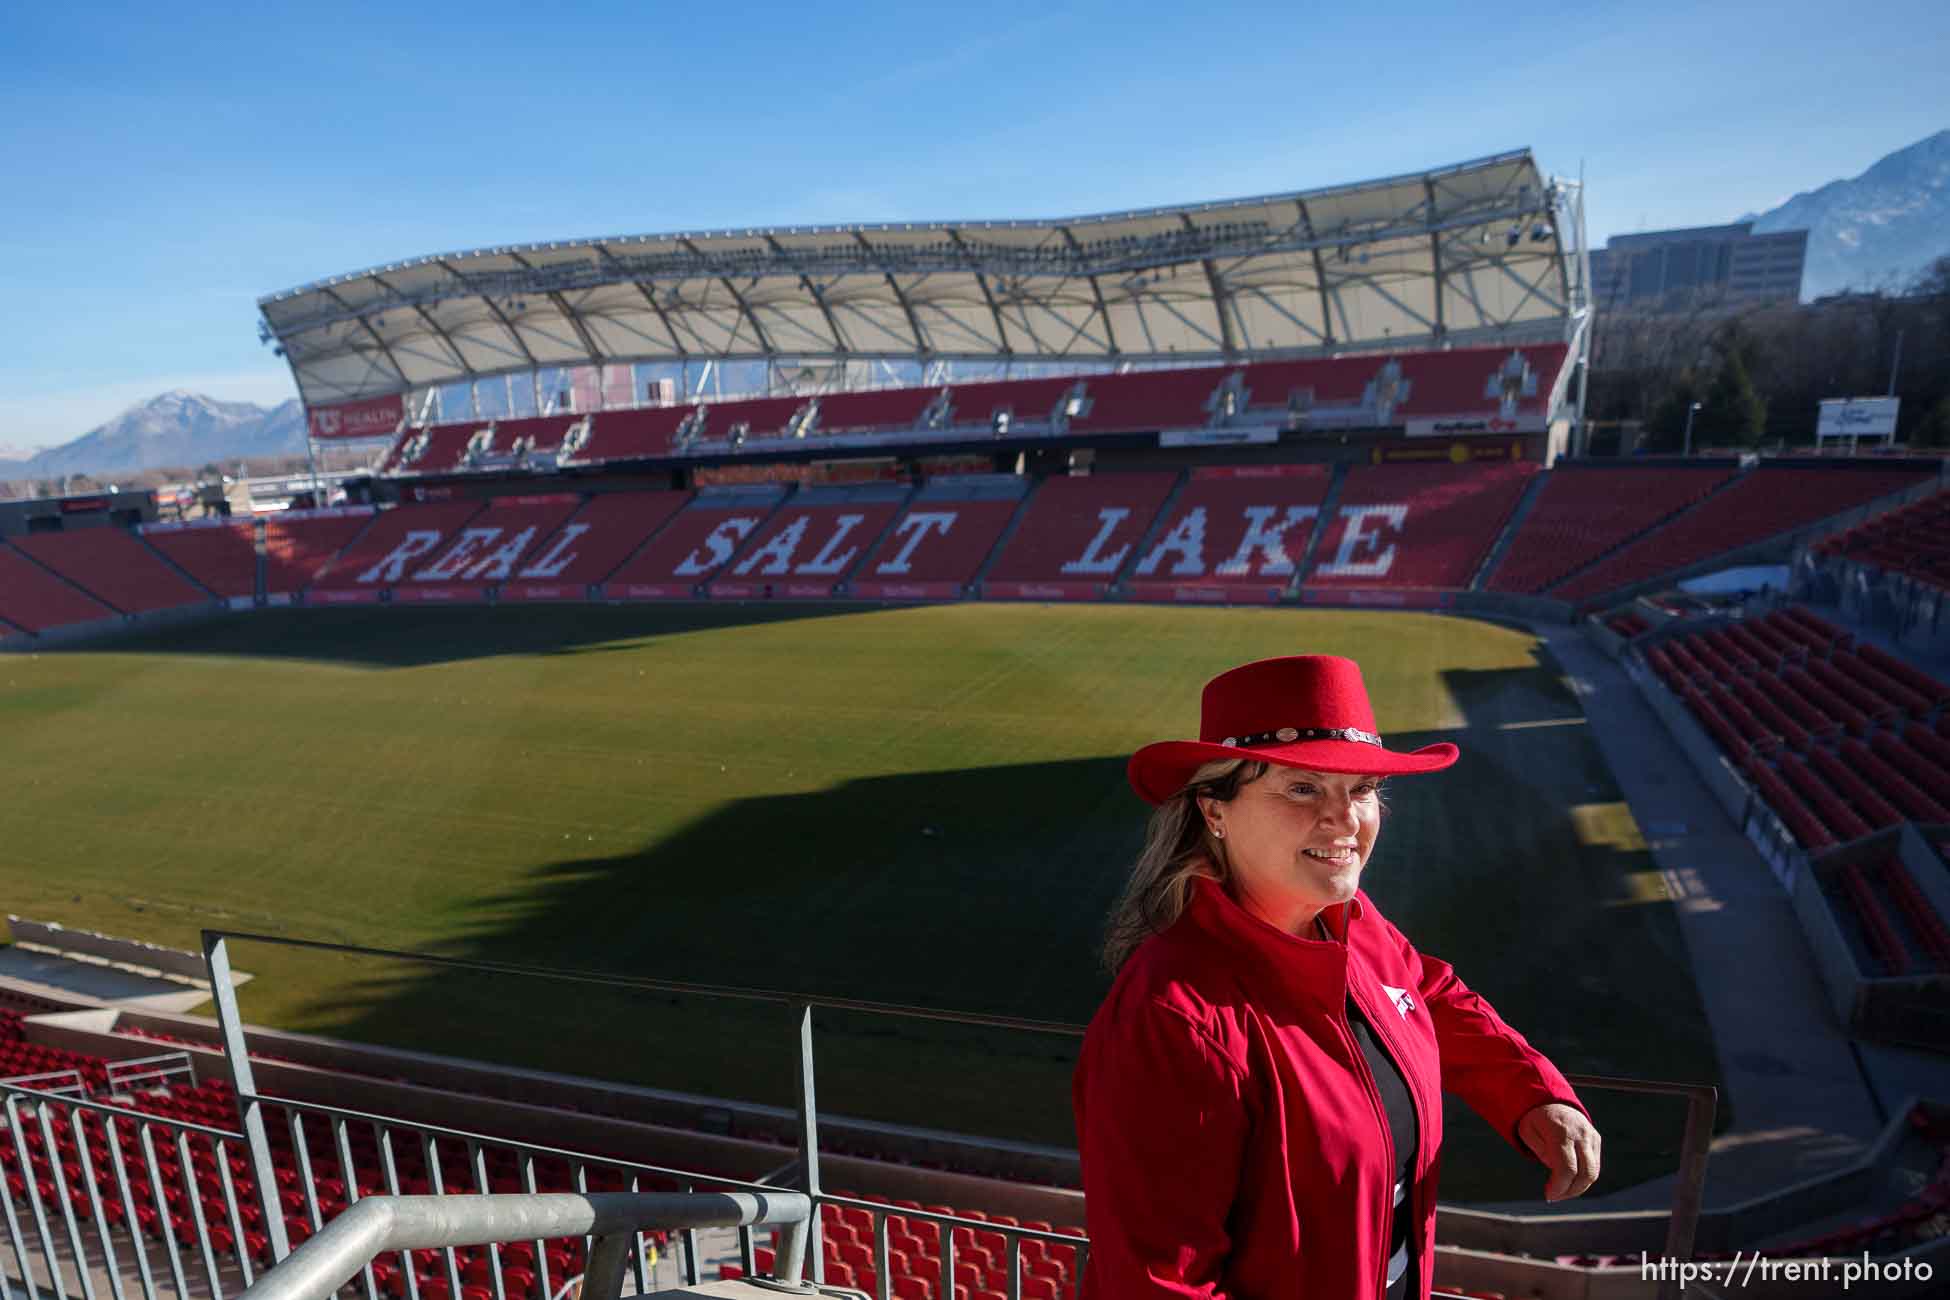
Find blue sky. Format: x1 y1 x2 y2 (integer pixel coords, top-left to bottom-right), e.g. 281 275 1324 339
0 0 1944 449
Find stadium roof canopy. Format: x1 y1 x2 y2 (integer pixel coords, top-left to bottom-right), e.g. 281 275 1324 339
260 150 1584 409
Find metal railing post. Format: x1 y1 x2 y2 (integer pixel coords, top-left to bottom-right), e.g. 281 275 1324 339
203 932 294 1260
579 1233 632 1300
793 1003 822 1286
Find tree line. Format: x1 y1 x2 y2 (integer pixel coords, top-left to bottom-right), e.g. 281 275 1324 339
1586 256 1950 452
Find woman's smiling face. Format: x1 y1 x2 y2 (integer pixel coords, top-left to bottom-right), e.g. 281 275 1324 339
1200 766 1384 934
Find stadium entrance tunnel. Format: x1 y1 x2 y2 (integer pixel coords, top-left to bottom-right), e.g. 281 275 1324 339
238 650 1722 1202
63 602 882 668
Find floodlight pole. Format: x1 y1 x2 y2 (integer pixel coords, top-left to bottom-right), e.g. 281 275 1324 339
1682 402 1701 457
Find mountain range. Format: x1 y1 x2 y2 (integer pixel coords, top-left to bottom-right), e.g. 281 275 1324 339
1747 128 1950 299
0 391 307 484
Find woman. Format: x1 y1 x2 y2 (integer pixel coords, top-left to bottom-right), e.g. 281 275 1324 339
1073 654 1601 1300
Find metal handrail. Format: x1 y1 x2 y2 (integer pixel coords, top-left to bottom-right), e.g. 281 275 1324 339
234 1192 814 1300
196 928 1720 1300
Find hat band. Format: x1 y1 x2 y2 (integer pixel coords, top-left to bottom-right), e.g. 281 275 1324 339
1219 725 1383 748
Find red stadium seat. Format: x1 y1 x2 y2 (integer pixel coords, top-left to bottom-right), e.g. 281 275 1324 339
982 472 1178 599
1124 465 1331 604
13 529 210 614
1305 462 1536 591
1491 466 1733 594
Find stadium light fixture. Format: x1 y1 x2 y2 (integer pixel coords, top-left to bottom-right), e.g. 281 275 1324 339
1683 401 1702 456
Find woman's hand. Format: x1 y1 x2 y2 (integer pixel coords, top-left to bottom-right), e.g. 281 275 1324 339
1518 1102 1601 1202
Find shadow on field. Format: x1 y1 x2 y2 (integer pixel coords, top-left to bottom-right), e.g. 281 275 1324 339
263 644 1722 1200
59 602 887 668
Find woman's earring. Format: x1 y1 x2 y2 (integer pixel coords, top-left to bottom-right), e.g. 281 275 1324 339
1211 825 1225 839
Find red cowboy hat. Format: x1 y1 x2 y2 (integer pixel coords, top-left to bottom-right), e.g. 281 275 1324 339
1127 654 1458 804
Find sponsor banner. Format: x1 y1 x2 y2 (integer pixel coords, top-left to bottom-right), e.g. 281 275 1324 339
141 517 236 534
1125 581 1283 605
1816 397 1900 439
392 585 487 603
604 583 692 600
279 505 377 523
1373 438 1528 465
781 581 838 599
500 582 586 602
1403 414 1542 437
308 394 406 440
1299 587 1454 610
707 581 763 600
851 581 961 601
266 593 294 606
492 493 581 509
1190 463 1320 480
410 485 459 502
307 589 381 605
1159 426 1280 448
226 596 256 611
58 496 112 514
980 580 1105 601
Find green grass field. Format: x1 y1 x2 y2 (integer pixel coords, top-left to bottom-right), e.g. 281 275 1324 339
0 603 1721 1201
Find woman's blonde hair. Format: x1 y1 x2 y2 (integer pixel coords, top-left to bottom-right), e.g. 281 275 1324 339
1100 758 1266 973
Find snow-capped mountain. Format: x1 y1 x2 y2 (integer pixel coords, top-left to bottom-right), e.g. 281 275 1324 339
1750 129 1950 299
5 391 308 481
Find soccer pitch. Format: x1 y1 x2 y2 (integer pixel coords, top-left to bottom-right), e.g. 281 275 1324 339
0 603 1719 1200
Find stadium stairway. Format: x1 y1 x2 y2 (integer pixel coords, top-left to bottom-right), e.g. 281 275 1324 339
964 488 1040 595
134 530 224 604
1468 468 1552 591
1541 467 1750 602
1283 460 1351 597
1106 470 1193 595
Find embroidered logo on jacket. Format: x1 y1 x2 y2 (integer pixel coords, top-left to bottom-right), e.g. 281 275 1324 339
1380 984 1416 1020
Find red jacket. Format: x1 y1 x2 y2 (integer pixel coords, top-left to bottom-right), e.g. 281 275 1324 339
1073 877 1586 1300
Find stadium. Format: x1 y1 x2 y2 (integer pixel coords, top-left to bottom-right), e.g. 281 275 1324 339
0 147 1945 1300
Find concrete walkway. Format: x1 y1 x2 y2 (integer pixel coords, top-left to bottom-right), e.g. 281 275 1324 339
1523 625 1923 1214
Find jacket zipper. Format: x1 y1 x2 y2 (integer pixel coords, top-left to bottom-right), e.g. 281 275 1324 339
1348 976 1429 1300
1332 993 1397 1300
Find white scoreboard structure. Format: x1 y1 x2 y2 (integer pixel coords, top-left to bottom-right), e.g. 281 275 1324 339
1816 397 1901 445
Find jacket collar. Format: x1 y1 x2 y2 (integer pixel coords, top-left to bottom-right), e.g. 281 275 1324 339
1183 875 1363 1004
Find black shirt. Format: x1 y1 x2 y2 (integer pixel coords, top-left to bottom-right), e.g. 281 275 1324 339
1346 995 1418 1300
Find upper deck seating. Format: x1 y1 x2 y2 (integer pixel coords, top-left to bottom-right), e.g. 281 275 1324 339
1125 465 1332 603
815 388 937 434
1392 344 1569 422
691 395 807 444
981 473 1179 599
571 405 698 463
851 492 1026 600
1069 367 1229 434
1486 466 1734 594
1304 462 1536 590
1233 357 1374 424
264 509 377 595
142 519 259 600
391 495 587 602
0 544 118 631
496 492 691 599
484 416 578 457
706 491 910 598
1553 465 1934 604
394 422 484 476
306 502 487 599
603 490 789 597
13 528 210 614
938 378 1083 434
